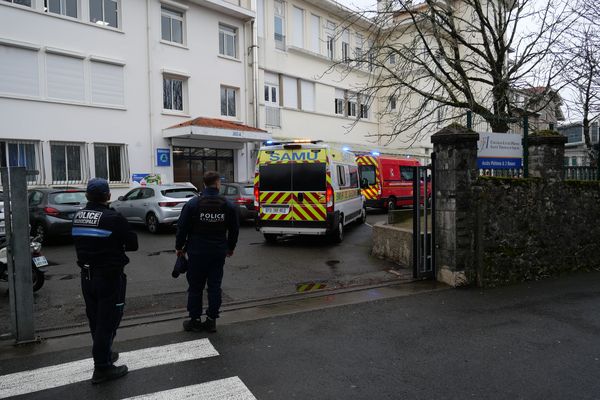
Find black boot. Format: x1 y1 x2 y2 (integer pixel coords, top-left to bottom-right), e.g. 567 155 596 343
111 352 119 363
202 317 217 333
183 318 203 332
91 365 129 384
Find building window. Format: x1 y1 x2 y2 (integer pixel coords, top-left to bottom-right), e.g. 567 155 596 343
51 143 85 184
310 14 320 53
94 144 126 182
292 6 304 48
274 0 285 51
219 24 238 58
300 80 315 112
341 29 350 63
334 89 345 115
46 53 85 102
45 0 77 17
161 6 184 44
360 104 369 119
0 141 40 183
221 86 237 117
91 61 124 106
90 0 119 28
283 76 298 109
326 21 336 60
347 95 357 117
571 157 578 166
4 0 31 6
389 52 396 65
0 44 39 97
389 96 396 110
163 76 184 111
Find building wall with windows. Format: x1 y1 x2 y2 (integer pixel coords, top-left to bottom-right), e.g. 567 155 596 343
254 0 398 154
559 118 600 166
0 0 256 192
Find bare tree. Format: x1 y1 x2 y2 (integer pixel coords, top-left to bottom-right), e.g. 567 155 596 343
560 1 600 166
329 0 576 144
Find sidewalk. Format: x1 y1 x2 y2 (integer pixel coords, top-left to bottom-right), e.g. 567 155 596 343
1 272 600 399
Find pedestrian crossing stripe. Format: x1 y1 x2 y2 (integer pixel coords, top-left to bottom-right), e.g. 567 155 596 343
0 338 219 399
122 377 257 400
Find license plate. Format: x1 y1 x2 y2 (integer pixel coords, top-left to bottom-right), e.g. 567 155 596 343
33 256 48 267
262 206 289 214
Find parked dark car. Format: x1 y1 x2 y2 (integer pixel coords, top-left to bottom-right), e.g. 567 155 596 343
220 182 257 220
28 188 87 242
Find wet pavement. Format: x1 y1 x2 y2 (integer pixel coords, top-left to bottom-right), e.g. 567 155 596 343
0 210 410 333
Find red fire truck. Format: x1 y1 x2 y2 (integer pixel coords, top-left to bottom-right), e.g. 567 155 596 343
356 153 430 210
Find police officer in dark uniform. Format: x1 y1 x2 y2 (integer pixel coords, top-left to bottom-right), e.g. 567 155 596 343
176 171 239 332
72 178 138 384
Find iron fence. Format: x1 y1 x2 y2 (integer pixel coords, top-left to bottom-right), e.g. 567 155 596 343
479 168 523 178
565 166 598 181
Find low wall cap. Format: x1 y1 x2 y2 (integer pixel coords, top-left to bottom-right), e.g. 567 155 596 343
431 124 479 144
528 135 567 145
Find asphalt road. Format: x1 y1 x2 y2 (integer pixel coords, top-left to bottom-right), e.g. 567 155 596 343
0 210 401 333
2 271 600 399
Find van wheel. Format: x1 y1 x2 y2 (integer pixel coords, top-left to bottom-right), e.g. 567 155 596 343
358 207 367 224
332 220 344 244
146 213 160 234
264 233 278 243
387 197 397 211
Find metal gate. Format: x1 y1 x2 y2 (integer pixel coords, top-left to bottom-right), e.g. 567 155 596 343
412 154 436 280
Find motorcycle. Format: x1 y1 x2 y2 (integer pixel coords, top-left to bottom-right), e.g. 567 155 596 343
0 236 46 292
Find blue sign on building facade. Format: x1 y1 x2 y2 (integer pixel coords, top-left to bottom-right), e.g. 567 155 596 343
156 148 171 167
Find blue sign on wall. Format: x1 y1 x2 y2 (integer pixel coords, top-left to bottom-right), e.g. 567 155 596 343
156 148 171 167
477 158 522 169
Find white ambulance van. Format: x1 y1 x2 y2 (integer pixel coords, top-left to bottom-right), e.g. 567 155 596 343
253 141 366 243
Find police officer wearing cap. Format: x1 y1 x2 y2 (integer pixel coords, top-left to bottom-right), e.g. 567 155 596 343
176 171 239 332
72 178 138 384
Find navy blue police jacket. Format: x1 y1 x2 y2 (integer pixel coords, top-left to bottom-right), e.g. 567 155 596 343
72 202 138 271
175 187 239 255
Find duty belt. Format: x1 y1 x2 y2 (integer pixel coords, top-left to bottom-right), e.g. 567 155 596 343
78 262 123 279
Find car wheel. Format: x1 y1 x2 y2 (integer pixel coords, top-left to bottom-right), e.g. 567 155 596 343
146 213 160 234
264 233 278 243
33 224 47 244
332 220 344 244
387 198 396 211
32 267 44 292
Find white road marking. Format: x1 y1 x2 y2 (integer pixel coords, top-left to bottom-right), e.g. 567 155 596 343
0 339 219 399
122 377 257 400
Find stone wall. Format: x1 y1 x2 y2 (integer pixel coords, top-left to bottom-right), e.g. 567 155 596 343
371 223 412 266
474 178 600 286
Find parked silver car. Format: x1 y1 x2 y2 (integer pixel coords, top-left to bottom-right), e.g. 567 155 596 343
111 185 198 233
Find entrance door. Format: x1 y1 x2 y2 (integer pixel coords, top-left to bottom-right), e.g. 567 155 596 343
173 147 235 189
412 163 435 280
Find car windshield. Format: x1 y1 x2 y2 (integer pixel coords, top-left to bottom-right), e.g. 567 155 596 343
359 165 377 186
162 188 198 199
50 191 87 205
242 186 254 195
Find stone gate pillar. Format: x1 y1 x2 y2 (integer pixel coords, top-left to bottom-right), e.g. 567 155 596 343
528 134 567 181
431 125 479 286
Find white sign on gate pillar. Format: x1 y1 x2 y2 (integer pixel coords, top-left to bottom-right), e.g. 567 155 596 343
477 132 523 169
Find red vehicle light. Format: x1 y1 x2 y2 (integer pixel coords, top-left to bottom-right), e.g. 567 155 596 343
44 207 60 216
254 186 260 207
158 201 182 207
234 197 252 205
326 186 334 212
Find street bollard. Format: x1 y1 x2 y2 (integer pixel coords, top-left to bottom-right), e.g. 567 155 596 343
1 167 35 343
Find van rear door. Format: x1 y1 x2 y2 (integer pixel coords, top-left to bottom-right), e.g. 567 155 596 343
258 163 293 222
291 162 327 224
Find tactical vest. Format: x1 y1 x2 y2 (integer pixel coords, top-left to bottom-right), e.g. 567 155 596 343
192 195 228 235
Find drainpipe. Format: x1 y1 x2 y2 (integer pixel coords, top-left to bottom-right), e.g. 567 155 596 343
146 0 156 174
250 5 260 129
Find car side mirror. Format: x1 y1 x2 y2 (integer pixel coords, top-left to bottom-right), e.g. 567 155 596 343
118 196 125 201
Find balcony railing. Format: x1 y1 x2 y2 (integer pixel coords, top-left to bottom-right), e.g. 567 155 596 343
275 33 286 51
265 106 281 128
565 166 598 181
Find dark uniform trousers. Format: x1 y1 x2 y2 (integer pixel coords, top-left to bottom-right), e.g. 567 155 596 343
81 267 127 367
186 247 226 320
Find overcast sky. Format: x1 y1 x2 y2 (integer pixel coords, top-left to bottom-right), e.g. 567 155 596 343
337 0 377 10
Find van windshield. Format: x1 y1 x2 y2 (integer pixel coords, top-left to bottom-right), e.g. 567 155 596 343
259 163 326 192
359 165 377 186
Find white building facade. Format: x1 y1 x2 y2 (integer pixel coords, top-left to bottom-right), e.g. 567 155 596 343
0 0 267 193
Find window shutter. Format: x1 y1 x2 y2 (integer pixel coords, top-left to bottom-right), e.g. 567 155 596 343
292 7 304 48
283 76 298 108
91 61 124 106
300 80 315 112
46 54 84 102
0 45 39 97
